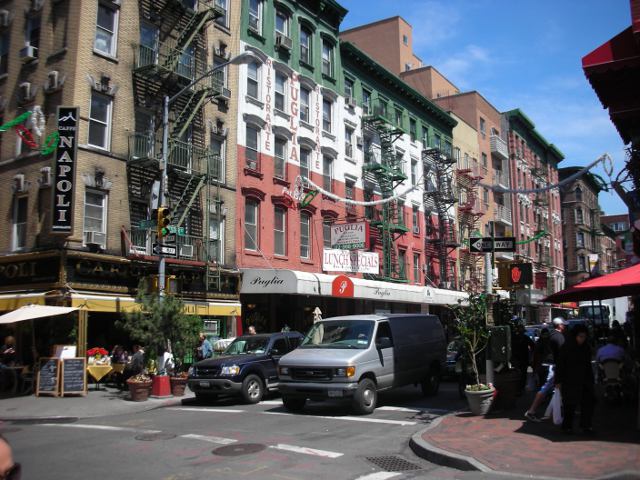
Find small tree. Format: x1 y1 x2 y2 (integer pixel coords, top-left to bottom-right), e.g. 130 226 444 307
116 280 202 373
452 293 490 390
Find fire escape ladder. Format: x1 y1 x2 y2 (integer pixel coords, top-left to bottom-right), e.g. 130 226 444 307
173 175 206 229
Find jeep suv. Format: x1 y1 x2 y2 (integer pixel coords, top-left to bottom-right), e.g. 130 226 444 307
188 332 302 404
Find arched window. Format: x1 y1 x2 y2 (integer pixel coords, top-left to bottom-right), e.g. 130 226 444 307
575 186 582 201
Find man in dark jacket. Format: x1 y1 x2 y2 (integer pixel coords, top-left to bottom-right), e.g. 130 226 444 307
556 324 595 434
512 324 535 394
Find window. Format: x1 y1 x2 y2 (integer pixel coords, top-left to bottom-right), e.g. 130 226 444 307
300 148 310 185
412 206 420 234
247 62 260 99
52 0 69 51
483 187 489 204
88 92 112 150
322 39 333 77
405 63 412 72
577 254 586 272
481 152 488 169
409 118 417 142
300 26 311 64
245 199 259 251
345 127 354 158
248 0 262 33
139 23 158 63
433 134 441 149
411 160 418 186
274 207 287 256
214 56 228 87
576 208 584 224
413 253 420 283
395 108 403 127
0 33 8 75
208 215 224 263
376 321 393 345
210 135 225 181
25 15 41 56
344 77 354 99
12 197 28 251
362 89 371 114
479 117 486 137
215 0 228 27
323 156 333 192
300 212 311 258
274 137 286 180
575 187 583 201
275 10 289 36
322 99 332 132
245 124 259 170
346 181 355 215
576 232 585 248
300 87 310 123
83 190 107 247
275 72 286 112
323 218 332 248
378 98 388 118
403 34 409 46
398 249 406 274
94 4 117 56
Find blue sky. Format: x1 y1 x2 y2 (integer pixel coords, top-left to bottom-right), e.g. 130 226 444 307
339 0 631 214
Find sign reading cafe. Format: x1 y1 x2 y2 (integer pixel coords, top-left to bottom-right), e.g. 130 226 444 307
51 107 79 234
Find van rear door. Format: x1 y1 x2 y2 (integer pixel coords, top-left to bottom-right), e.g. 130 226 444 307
374 321 394 389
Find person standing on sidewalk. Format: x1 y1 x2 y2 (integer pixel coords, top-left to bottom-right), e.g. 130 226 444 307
556 324 595 434
524 317 566 422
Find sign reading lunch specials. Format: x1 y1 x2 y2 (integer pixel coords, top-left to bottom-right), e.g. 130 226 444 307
330 222 370 250
323 249 380 275
51 107 79 234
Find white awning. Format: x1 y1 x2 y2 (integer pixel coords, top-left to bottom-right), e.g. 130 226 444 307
0 305 78 324
240 269 468 306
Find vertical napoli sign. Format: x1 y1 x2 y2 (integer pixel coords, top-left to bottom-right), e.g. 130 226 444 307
51 107 79 234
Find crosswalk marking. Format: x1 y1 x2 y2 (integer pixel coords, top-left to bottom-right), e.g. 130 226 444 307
354 473 402 480
261 411 416 426
168 407 245 413
180 433 237 445
269 443 344 458
39 424 161 434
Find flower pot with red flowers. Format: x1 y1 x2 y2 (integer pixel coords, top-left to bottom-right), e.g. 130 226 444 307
87 347 110 365
170 372 189 396
127 374 153 401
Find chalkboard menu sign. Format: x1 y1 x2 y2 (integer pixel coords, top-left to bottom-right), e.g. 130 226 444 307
61 358 87 396
36 358 60 397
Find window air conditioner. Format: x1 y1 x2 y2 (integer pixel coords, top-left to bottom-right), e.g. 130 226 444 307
217 87 231 102
18 82 36 105
214 47 230 60
0 10 11 28
179 244 194 258
13 174 26 193
44 70 66 93
39 167 51 187
20 46 38 63
346 96 357 109
84 231 106 247
275 33 293 51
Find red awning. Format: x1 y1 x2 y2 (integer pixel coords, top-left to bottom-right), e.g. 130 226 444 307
582 27 640 74
544 263 640 303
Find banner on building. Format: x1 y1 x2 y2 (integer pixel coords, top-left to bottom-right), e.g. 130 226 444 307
51 107 79 234
330 221 370 250
323 249 379 275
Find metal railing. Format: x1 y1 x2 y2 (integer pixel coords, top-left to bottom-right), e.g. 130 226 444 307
128 132 157 163
127 229 209 262
494 204 512 225
490 134 508 160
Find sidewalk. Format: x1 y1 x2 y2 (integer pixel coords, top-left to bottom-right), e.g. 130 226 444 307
411 393 640 480
0 386 194 421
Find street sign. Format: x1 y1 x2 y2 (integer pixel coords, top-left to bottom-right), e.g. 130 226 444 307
152 243 177 256
166 226 186 236
469 237 516 253
163 233 176 244
139 219 156 229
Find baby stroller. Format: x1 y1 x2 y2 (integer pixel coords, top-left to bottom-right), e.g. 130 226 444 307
599 359 623 403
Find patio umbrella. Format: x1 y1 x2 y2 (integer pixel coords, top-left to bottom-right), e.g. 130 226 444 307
544 262 640 303
0 305 78 324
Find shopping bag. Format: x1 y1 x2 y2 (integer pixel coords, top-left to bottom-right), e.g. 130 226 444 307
550 388 563 426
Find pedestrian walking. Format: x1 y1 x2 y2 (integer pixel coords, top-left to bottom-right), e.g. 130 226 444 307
555 324 595 434
512 323 535 395
0 435 20 480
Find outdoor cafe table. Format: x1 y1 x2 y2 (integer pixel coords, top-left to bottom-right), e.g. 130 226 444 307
86 365 113 390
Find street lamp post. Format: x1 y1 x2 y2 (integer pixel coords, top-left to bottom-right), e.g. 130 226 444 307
157 50 260 299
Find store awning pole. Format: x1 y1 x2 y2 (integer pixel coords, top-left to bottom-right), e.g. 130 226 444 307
77 309 88 357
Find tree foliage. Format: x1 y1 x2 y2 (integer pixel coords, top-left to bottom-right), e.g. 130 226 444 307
451 293 490 389
116 280 201 372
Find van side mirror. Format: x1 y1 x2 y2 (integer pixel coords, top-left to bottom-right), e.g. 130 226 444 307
376 337 392 349
270 348 281 357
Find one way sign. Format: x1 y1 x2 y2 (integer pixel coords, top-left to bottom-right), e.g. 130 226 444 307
469 237 516 253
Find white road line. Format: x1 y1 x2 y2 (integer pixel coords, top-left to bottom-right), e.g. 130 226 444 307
180 433 237 445
269 443 343 458
168 407 245 413
377 406 422 413
260 400 283 405
261 411 416 426
355 473 402 480
39 424 161 434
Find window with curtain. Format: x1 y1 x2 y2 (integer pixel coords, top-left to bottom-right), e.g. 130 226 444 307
300 212 311 258
244 199 259 250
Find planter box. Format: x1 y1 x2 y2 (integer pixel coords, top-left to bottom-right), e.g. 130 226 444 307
464 387 496 416
170 377 188 397
127 379 152 402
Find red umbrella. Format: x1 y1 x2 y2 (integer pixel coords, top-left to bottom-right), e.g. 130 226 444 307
544 262 640 303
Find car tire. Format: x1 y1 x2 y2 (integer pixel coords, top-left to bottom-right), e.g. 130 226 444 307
282 396 306 412
421 368 440 397
195 392 217 404
241 374 264 404
352 378 377 415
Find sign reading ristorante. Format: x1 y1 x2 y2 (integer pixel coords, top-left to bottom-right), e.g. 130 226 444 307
51 107 79 234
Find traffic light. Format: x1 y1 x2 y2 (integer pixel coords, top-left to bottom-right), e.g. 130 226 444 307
157 206 171 240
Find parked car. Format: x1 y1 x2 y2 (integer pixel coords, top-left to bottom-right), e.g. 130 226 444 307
277 314 446 415
188 331 303 403
524 324 546 343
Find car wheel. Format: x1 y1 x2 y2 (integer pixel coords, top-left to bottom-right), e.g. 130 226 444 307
352 378 377 415
282 396 306 412
241 374 264 404
421 368 440 397
195 392 217 404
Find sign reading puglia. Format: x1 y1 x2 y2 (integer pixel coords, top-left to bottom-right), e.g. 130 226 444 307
330 221 370 250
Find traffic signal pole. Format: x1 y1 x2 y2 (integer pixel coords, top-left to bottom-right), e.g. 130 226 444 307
158 94 169 299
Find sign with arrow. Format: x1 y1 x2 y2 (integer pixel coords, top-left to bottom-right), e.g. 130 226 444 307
469 237 516 253
152 243 177 256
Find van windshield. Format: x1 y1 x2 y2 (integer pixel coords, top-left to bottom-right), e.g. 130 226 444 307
300 320 374 349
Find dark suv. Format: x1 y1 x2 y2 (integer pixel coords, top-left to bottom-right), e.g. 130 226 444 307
188 332 302 404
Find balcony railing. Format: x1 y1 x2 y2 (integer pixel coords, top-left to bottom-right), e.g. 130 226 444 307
490 135 509 160
494 204 512 225
128 132 157 163
493 170 510 188
127 229 209 262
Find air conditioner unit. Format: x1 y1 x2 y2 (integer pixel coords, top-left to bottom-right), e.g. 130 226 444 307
84 231 106 247
0 10 11 28
212 125 228 137
18 82 36 105
20 45 38 63
217 87 231 102
13 174 26 193
179 244 194 258
39 167 51 187
28 0 45 13
44 70 66 93
214 47 230 60
346 96 357 109
275 33 292 51
356 136 363 148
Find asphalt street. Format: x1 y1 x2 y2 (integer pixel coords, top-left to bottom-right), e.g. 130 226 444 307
4 382 533 480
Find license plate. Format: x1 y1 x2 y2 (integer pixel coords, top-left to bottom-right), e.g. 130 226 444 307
328 390 343 398
199 381 210 388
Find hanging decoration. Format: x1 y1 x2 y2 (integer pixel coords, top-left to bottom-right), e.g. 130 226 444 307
0 107 61 155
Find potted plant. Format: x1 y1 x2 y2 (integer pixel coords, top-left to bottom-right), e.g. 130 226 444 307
452 293 495 415
126 373 153 401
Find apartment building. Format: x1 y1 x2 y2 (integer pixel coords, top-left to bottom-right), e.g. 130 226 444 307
601 213 632 268
0 0 243 347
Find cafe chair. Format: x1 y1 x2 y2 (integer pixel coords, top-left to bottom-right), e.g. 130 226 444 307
20 366 35 396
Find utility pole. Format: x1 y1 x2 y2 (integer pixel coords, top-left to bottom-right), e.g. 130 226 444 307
485 220 495 384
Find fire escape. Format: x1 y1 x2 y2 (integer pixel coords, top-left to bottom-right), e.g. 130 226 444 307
456 162 484 292
126 0 227 292
530 159 552 292
362 103 408 283
422 143 458 289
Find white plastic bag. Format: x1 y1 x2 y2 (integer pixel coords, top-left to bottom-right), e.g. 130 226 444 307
549 388 563 426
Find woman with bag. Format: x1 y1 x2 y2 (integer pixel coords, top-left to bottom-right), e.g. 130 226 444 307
555 324 595 435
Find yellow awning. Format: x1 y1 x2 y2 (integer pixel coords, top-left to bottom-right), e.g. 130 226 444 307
0 293 47 311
